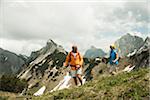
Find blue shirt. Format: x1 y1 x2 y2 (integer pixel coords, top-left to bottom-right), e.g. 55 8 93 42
109 49 119 65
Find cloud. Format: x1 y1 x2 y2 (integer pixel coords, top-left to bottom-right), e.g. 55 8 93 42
0 38 46 55
1 0 97 40
0 0 149 56
94 1 149 36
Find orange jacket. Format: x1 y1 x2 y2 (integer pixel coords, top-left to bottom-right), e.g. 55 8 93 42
64 52 83 70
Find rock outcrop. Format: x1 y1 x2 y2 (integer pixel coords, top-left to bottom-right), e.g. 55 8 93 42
114 33 144 57
129 37 150 68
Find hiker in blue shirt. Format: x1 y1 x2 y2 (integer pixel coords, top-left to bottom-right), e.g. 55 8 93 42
109 44 119 75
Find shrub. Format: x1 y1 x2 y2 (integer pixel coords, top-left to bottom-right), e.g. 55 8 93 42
0 75 28 93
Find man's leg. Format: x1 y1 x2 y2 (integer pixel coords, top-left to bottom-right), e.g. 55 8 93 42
107 64 112 73
77 74 82 85
115 65 118 72
112 64 117 75
76 68 83 85
108 64 113 73
73 77 78 86
71 70 78 86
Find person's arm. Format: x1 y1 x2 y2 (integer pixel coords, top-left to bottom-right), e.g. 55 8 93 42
80 55 84 67
76 54 83 68
113 53 119 62
64 53 70 67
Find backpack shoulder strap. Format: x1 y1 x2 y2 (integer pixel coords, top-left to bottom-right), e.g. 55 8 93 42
77 52 82 61
68 52 72 62
114 49 117 55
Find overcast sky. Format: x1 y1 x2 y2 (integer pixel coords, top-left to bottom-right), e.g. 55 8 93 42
0 0 149 56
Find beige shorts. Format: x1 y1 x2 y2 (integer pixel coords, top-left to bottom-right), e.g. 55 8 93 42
108 64 117 73
70 67 82 77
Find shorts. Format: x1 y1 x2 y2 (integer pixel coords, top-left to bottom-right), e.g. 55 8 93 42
108 64 117 73
70 67 82 77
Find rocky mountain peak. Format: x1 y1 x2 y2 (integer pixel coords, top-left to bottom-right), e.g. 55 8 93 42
46 39 57 47
17 39 67 93
127 36 150 69
144 36 150 46
84 46 106 58
114 33 144 57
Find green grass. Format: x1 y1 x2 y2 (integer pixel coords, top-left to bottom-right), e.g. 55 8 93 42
0 96 8 100
32 68 150 100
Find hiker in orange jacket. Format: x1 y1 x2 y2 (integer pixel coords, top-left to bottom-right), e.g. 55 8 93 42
64 45 83 86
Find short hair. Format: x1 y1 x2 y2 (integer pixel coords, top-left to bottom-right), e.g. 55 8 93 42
72 45 78 52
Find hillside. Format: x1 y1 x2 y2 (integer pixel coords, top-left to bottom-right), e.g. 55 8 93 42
0 48 25 75
0 35 149 100
32 68 149 100
9 35 150 96
0 68 149 100
17 39 68 94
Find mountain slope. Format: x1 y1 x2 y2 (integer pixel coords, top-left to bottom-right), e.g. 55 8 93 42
0 48 25 75
114 33 144 57
33 68 149 100
9 36 149 96
17 39 68 94
84 46 106 58
129 37 150 69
